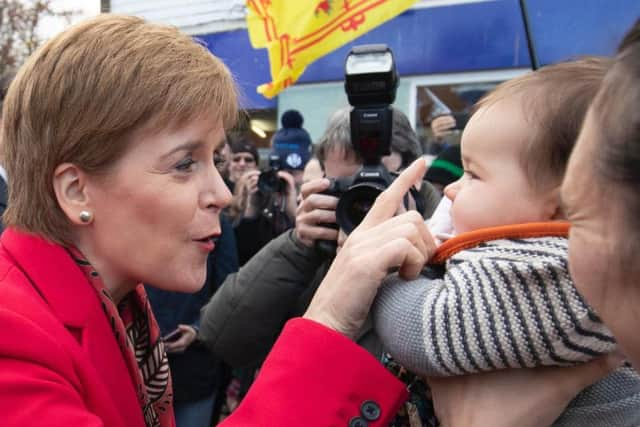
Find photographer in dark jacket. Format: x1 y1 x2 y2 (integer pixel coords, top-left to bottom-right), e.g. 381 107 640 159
199 107 441 370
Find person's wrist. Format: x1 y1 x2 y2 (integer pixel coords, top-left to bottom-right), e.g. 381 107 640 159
303 308 353 340
293 226 313 248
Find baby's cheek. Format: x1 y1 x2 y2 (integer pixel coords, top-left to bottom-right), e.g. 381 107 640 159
448 202 464 234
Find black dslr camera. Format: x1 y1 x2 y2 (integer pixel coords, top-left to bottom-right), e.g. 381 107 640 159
258 154 286 194
327 44 398 234
316 44 399 255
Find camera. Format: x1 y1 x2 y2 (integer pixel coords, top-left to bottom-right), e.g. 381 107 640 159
326 44 399 235
258 154 286 194
315 44 399 256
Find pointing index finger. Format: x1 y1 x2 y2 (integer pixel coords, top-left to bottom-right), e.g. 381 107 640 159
359 158 427 229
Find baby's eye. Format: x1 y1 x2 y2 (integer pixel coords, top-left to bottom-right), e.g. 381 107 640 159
464 170 478 180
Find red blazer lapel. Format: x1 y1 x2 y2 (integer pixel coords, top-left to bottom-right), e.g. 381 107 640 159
2 228 94 327
1 228 144 424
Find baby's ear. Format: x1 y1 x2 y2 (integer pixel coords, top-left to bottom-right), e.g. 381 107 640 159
546 186 564 220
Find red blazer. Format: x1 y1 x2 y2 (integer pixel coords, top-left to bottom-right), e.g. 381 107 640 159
222 318 409 427
0 228 149 426
0 228 406 426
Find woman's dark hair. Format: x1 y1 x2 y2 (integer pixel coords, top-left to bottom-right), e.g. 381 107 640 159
592 34 640 236
618 18 640 52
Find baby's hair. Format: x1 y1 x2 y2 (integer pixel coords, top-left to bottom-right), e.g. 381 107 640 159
476 57 611 193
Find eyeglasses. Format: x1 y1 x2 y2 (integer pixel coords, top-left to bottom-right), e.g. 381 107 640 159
231 154 256 164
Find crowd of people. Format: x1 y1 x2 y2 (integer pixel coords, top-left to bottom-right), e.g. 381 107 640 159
0 11 639 427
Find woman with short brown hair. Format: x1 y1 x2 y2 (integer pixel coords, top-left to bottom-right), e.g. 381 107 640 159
0 13 434 427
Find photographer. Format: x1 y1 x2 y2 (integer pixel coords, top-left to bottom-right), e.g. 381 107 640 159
268 110 312 187
199 106 442 369
228 112 311 265
226 137 259 192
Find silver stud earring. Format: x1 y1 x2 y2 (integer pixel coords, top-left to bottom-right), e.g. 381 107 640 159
79 210 93 223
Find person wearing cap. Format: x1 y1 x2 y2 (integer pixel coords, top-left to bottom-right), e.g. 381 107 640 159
227 112 312 265
270 109 312 186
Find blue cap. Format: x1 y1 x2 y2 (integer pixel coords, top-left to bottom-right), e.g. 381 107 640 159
271 110 312 170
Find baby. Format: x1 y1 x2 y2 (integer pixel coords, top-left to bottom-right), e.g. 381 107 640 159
374 57 640 426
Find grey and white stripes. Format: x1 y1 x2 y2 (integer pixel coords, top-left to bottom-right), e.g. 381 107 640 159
373 236 616 377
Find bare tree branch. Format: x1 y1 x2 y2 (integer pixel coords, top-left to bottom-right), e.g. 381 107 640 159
0 0 78 76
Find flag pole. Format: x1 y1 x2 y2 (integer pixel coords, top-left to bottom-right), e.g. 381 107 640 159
519 0 539 70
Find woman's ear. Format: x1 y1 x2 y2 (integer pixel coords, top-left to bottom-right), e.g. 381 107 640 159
53 163 93 225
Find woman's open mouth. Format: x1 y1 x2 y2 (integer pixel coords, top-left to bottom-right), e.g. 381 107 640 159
194 234 220 252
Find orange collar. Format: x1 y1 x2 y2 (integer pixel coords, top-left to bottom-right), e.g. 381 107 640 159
431 222 570 265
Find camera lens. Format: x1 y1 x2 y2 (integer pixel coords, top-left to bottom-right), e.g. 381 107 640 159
336 183 385 234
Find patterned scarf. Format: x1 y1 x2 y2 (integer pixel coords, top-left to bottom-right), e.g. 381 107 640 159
67 248 174 427
383 353 438 427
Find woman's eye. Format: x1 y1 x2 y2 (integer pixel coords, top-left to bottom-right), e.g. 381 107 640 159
175 158 196 172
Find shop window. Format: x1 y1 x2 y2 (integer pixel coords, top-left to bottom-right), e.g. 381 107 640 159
415 82 500 155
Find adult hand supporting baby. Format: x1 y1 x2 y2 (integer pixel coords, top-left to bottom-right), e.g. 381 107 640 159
428 353 624 427
304 158 436 339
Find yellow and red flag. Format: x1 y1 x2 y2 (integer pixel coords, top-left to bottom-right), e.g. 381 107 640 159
246 0 417 98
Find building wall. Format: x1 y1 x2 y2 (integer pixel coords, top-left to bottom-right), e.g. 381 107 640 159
110 0 245 34
109 0 479 33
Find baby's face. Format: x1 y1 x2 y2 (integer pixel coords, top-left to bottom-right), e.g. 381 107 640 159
444 98 555 234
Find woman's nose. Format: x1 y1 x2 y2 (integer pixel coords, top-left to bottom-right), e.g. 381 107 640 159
217 181 233 208
203 168 232 209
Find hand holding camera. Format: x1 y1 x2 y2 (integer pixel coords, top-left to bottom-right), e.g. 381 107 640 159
275 170 298 221
236 169 261 218
295 177 339 248
257 154 286 194
252 154 297 222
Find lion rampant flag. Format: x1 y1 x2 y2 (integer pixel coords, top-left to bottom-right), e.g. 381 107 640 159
246 0 417 98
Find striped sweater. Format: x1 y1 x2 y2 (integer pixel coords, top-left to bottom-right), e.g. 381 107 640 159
373 236 617 377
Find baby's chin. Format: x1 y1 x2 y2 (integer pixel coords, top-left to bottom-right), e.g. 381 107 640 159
450 220 469 235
